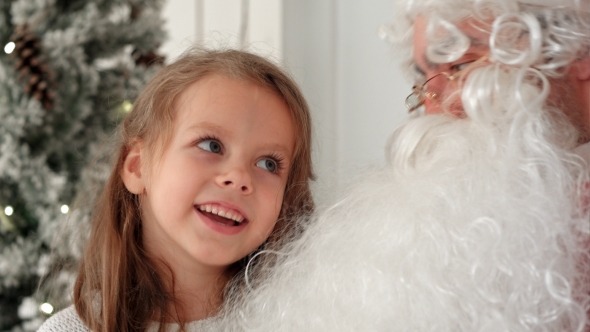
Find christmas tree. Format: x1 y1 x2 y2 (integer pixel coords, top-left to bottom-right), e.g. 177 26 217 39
0 0 166 330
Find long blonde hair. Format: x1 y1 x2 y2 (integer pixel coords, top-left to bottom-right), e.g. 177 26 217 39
73 48 315 331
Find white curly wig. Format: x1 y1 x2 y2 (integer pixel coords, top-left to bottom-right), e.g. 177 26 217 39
390 0 589 132
387 0 590 73
217 1 590 331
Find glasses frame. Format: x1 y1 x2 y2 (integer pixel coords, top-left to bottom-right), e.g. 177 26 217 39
405 54 489 113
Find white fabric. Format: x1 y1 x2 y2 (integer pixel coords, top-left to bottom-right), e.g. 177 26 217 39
37 305 222 332
37 306 90 332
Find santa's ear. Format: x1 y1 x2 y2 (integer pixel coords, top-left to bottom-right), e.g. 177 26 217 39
121 140 146 194
572 55 590 81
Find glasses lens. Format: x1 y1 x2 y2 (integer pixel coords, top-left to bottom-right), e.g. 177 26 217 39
405 92 423 111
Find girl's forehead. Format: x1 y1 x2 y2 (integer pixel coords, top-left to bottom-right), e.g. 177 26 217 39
173 74 294 138
174 75 286 121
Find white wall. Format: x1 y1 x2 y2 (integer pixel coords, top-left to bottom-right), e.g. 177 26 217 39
160 0 199 62
161 0 411 198
161 0 283 62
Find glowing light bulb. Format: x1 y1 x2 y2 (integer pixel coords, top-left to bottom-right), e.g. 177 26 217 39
39 302 54 314
4 206 13 216
4 42 15 54
60 205 69 214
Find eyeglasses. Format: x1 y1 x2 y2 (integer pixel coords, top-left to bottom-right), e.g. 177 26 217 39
405 55 489 113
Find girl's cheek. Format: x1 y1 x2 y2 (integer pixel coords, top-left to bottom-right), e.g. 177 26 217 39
255 169 289 193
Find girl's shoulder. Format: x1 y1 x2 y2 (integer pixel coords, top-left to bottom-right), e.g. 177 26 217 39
37 305 91 332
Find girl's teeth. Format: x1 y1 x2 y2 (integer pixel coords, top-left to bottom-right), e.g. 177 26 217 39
198 204 244 223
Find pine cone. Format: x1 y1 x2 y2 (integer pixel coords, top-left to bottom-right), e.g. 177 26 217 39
10 25 55 110
130 3 142 21
129 4 165 68
132 48 165 67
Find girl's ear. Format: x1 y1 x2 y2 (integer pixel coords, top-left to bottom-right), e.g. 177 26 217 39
121 141 146 194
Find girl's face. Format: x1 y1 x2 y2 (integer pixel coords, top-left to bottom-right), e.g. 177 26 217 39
130 74 296 274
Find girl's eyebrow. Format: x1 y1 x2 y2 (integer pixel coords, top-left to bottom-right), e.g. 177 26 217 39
185 121 228 135
261 143 293 157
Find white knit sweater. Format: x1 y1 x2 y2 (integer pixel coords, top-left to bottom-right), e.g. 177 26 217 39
37 305 222 331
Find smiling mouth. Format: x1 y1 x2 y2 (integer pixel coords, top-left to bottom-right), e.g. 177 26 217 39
196 204 247 227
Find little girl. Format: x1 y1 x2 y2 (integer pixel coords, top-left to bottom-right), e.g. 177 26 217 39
38 48 315 331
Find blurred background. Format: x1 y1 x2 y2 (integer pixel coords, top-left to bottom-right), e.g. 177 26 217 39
0 0 409 330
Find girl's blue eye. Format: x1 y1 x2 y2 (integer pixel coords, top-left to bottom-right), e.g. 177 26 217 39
256 158 277 173
197 139 222 154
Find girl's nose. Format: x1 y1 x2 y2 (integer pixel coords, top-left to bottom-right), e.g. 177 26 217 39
215 166 253 194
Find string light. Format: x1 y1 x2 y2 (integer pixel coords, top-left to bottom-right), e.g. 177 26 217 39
4 42 15 54
60 204 69 214
4 206 13 216
0 205 16 232
121 100 133 113
111 100 134 120
39 302 54 315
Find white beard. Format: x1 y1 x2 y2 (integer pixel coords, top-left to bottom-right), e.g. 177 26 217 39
219 73 590 331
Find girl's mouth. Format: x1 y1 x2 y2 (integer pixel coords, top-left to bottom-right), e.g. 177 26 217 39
196 203 247 226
